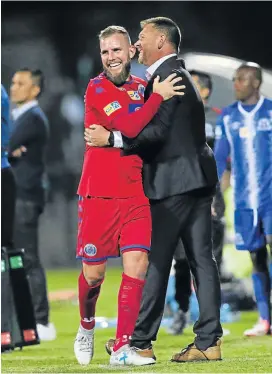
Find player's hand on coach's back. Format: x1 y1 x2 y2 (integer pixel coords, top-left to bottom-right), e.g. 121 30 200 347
153 73 185 101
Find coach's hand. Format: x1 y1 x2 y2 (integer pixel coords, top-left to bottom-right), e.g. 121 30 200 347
84 125 110 147
153 73 185 101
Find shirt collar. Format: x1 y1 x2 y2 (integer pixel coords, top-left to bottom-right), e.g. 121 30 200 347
12 100 38 121
145 53 177 81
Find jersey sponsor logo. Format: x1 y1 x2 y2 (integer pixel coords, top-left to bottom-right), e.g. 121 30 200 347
239 127 249 138
128 103 143 113
257 118 272 131
138 84 145 96
84 244 97 257
127 91 141 100
103 101 122 116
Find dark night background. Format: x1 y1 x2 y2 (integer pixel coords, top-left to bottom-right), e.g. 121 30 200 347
1 1 271 268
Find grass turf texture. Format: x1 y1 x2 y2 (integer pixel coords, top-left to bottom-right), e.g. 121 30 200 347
2 268 272 373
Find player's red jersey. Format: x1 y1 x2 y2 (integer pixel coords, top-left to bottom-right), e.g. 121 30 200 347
77 73 163 198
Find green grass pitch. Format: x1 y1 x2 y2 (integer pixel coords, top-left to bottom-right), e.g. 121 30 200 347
2 267 272 373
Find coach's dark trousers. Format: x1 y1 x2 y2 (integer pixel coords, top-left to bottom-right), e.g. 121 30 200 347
13 199 49 326
131 189 223 351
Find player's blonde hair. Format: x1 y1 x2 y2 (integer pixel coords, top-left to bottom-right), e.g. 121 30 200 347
98 25 131 44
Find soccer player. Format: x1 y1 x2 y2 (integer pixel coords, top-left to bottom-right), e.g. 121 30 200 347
74 25 185 365
214 62 272 336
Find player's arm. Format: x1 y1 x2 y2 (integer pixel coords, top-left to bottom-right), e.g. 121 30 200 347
122 70 189 152
109 74 184 138
213 112 231 180
85 95 179 149
83 82 111 147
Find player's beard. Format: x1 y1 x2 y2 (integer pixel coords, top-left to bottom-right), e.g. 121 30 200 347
104 61 131 86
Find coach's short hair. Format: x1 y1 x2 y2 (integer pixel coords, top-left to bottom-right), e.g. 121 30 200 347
140 17 181 52
17 68 44 97
98 25 131 44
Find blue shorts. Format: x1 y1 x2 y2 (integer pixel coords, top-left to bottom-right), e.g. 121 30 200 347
234 206 272 251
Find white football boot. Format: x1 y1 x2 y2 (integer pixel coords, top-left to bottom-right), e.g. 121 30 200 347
110 344 156 366
74 325 94 365
244 319 271 337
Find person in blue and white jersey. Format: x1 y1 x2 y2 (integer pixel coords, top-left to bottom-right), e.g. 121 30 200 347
214 62 272 336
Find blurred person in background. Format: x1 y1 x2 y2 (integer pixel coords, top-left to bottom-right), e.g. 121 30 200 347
74 25 184 366
9 68 56 341
1 84 16 249
214 62 272 336
86 17 223 365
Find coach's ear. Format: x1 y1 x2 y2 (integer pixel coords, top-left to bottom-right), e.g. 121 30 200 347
129 45 136 59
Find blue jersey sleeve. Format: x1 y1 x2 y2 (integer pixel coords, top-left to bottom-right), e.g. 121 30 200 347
1 85 10 148
214 110 231 180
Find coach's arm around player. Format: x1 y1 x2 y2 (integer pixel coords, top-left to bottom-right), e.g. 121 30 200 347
84 73 185 145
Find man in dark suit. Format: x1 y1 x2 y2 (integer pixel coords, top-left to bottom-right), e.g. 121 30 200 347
9 68 56 341
85 17 223 365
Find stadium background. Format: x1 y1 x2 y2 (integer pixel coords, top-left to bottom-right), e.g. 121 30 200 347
2 1 272 272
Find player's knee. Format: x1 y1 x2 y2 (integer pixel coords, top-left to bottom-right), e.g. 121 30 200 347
82 262 106 286
122 250 149 280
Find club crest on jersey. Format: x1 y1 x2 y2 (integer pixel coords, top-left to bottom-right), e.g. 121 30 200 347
127 91 141 100
129 103 143 113
138 84 145 96
84 244 97 257
104 101 122 116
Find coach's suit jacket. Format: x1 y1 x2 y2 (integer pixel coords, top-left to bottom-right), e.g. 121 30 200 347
122 56 218 200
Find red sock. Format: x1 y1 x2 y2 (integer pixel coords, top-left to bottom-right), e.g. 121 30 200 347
113 273 145 352
78 271 103 330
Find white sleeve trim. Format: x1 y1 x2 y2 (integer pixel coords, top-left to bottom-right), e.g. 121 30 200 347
113 131 123 148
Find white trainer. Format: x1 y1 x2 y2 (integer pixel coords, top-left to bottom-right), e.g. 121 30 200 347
244 319 271 337
37 322 57 341
110 344 156 366
74 326 94 365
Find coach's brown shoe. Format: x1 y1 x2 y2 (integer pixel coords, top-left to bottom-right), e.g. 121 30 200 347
105 338 115 355
171 339 222 362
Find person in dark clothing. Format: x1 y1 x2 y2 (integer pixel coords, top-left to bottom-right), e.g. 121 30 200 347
167 71 230 335
1 84 16 249
9 68 56 341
